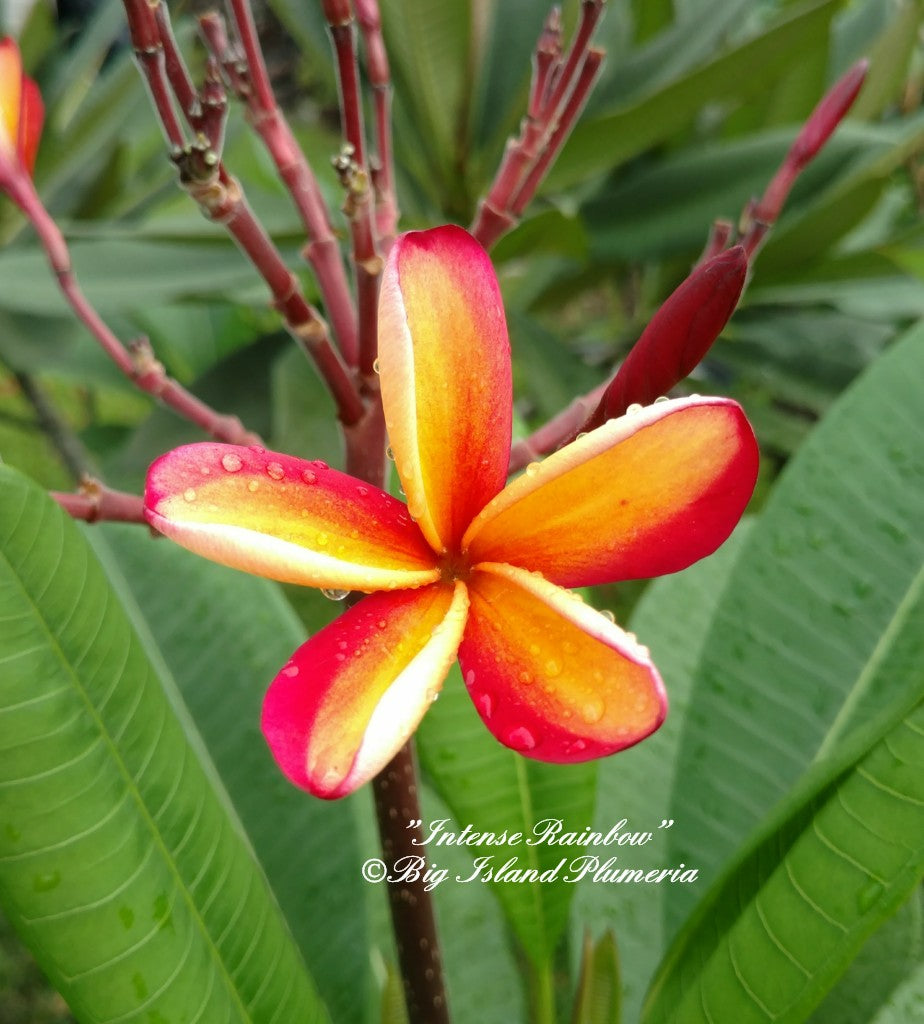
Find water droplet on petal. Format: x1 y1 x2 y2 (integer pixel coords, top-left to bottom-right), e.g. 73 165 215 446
372 357 380 374
248 444 266 454
464 669 476 687
302 469 317 485
314 460 329 470
581 697 605 724
507 726 536 751
377 619 387 629
386 446 395 461
525 462 540 478
545 659 562 677
569 739 587 754
474 691 492 719
183 488 196 502
322 588 350 601
356 486 369 497
221 453 243 473
654 395 670 404
518 670 533 685
199 466 211 475
316 532 329 547
600 609 616 623
248 480 259 493
281 664 299 678
626 403 644 415
266 462 285 480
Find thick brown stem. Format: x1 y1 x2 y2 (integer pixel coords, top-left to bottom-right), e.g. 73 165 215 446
372 746 451 1024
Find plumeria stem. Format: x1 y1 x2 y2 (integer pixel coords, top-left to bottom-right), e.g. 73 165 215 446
372 745 451 1024
508 382 607 474
51 480 147 524
208 4 360 365
2 171 259 446
471 3 606 249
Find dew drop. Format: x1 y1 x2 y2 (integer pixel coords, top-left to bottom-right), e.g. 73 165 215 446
281 664 299 678
335 652 346 662
322 588 350 601
507 726 537 751
316 532 329 547
654 395 670 404
221 453 243 473
248 444 266 454
372 357 380 374
600 609 616 623
266 461 285 480
377 619 387 629
525 462 540 478
314 460 329 470
518 670 534 685
356 486 369 497
199 466 211 475
581 697 605 724
248 480 259 493
337 640 349 650
626 403 644 415
474 692 493 719
302 469 318 485
545 658 562 678
569 739 587 754
464 669 476 687
386 446 396 461
183 488 196 502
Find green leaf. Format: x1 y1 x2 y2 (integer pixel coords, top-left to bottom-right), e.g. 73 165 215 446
0 240 272 317
86 524 370 1024
572 522 754 1024
810 888 923 1024
549 0 842 189
665 316 924 930
643 685 924 1023
416 663 596 966
0 466 328 1023
571 931 621 1024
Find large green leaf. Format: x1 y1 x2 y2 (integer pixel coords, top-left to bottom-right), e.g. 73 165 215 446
86 525 369 1024
572 522 754 1024
665 317 924 928
548 0 841 189
643 685 924 1022
416 662 597 967
0 467 328 1023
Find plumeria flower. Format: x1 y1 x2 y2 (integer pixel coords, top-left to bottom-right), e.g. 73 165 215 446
145 226 758 798
0 37 43 179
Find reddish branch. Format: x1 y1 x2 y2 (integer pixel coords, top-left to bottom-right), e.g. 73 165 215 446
471 1 606 249
206 4 360 366
354 0 398 243
51 480 147 524
2 172 258 445
323 1 385 379
120 0 364 426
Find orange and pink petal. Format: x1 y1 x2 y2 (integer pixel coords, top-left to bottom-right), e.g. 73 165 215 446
459 563 666 761
145 443 439 592
262 582 469 798
378 225 512 554
464 397 758 588
0 38 23 158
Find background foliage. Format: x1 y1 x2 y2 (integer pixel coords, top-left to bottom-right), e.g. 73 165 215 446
1 1 923 1022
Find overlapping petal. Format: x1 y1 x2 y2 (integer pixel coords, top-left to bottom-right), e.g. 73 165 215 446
459 563 666 761
145 443 440 592
464 397 758 587
262 582 469 797
378 225 512 554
